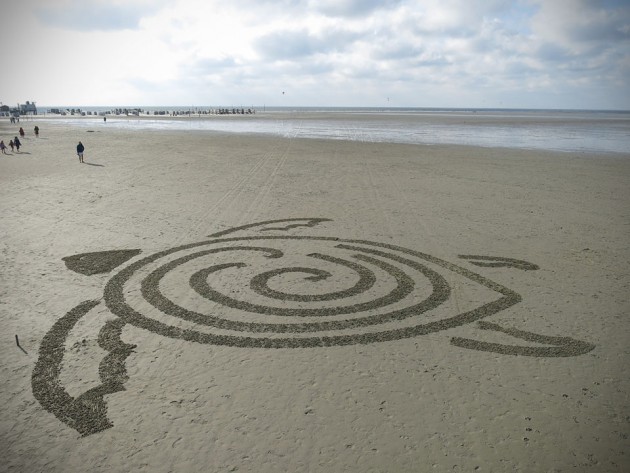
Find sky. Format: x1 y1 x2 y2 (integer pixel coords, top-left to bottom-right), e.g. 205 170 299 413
2 0 629 109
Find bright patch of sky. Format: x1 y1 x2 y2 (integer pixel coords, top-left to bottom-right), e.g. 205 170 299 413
2 0 628 109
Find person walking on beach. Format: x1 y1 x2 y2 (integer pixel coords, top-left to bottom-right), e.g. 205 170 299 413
0 140 6 154
14 136 21 152
19 127 25 138
76 141 85 163
34 126 39 137
9 139 14 152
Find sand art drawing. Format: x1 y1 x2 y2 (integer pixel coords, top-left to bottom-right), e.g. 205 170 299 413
32 218 595 436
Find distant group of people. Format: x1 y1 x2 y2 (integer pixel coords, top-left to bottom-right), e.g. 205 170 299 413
0 127 32 154
0 135 22 154
1 124 88 163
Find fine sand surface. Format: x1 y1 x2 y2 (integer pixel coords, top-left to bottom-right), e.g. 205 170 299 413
1 118 628 472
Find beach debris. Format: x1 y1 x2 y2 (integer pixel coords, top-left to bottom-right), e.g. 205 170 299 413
15 334 27 354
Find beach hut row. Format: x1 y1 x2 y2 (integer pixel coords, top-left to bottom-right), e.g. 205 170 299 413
164 108 255 115
43 107 256 117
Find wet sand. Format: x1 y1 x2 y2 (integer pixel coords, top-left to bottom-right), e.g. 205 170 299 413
1 118 629 472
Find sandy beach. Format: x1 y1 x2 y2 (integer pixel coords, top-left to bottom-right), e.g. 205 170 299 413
1 118 628 472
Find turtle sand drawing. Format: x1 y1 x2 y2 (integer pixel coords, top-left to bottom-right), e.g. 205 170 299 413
32 218 595 436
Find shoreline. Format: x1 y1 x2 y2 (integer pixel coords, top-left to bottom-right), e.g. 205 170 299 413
8 111 630 155
3 117 628 160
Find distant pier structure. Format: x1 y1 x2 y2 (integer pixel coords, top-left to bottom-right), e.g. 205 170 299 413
1 101 38 117
19 101 38 115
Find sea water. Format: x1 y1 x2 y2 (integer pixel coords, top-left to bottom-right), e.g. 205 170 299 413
35 108 630 154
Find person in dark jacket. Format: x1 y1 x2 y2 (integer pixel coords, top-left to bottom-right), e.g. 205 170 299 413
76 141 85 163
14 136 21 152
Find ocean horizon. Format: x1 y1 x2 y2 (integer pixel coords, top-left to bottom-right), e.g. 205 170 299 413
29 106 630 154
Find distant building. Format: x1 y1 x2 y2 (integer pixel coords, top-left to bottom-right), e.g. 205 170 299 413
19 101 38 115
0 105 9 117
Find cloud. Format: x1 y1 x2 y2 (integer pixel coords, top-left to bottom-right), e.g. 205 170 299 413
193 57 239 73
4 0 628 108
255 28 361 60
531 0 630 46
536 42 571 62
255 30 319 59
398 0 516 37
309 0 403 18
36 0 167 31
526 0 629 89
371 43 425 61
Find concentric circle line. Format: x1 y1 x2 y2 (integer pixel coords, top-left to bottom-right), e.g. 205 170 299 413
139 247 446 333
188 251 416 317
140 245 284 299
104 235 521 347
249 252 377 302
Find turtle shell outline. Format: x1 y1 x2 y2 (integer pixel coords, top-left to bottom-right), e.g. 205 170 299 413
104 235 518 348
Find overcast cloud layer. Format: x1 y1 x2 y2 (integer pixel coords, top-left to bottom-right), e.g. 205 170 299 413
2 0 629 109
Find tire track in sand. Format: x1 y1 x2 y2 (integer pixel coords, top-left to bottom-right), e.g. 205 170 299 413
234 134 295 226
115 141 293 341
175 138 292 245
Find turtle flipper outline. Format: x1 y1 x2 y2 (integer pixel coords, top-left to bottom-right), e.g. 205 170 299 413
458 255 539 271
31 300 135 436
453 255 592 356
62 249 142 275
450 321 595 357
